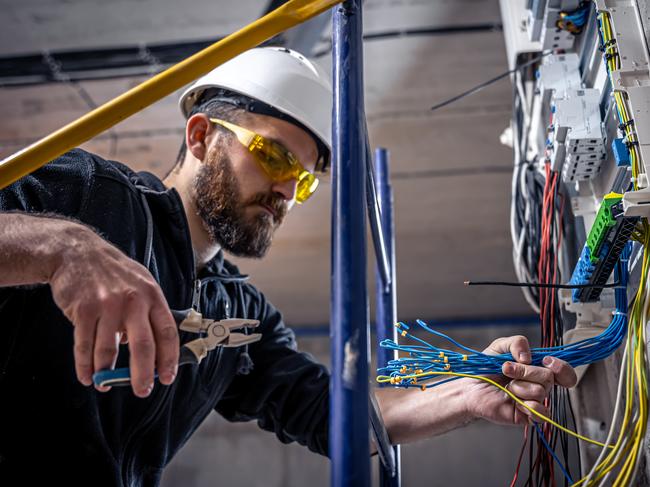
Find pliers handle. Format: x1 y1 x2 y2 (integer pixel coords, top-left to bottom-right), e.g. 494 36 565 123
92 309 261 388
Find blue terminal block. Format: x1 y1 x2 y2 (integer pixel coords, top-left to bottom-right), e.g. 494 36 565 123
570 212 638 303
612 138 631 166
570 246 595 301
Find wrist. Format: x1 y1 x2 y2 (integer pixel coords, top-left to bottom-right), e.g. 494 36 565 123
460 377 492 422
447 378 480 425
46 220 97 282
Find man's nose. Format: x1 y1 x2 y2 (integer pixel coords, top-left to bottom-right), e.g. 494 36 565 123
271 177 298 202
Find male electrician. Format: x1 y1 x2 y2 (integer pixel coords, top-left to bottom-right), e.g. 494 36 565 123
0 47 576 486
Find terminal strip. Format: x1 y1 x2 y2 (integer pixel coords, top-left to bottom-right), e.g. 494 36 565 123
569 192 638 302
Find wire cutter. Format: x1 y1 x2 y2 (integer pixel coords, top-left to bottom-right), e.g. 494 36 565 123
92 309 261 388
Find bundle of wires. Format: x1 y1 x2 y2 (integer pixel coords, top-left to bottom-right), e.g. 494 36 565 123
567 9 650 485
376 247 628 384
613 90 641 190
557 2 592 34
511 57 546 314
510 47 576 485
598 10 641 191
532 158 574 487
375 247 630 480
597 11 620 73
572 224 648 486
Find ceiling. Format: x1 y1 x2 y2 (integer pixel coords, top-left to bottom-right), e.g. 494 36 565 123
0 0 535 327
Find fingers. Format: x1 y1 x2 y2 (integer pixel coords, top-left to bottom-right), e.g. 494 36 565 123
514 401 550 423
93 307 122 393
150 299 179 386
73 317 96 387
500 356 577 425
502 361 554 392
543 356 577 388
124 295 157 398
507 380 547 403
485 335 531 364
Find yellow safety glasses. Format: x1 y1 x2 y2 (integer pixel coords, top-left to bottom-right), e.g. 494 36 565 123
210 118 319 203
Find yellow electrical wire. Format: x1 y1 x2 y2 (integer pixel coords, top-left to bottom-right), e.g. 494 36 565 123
599 12 620 72
376 371 613 449
572 222 650 486
613 91 641 189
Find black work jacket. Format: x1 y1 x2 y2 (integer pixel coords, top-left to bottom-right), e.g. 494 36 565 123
0 149 329 486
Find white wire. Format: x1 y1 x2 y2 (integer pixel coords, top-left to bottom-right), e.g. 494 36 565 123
598 418 635 486
509 71 542 313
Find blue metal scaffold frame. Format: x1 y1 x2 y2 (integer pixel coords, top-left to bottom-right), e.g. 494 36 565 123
374 148 401 487
330 1 370 485
330 1 401 484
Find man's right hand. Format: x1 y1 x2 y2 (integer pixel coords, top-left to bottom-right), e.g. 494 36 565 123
1 210 179 398
42 222 180 397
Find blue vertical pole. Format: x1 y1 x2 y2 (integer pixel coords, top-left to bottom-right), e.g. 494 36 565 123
330 1 370 486
374 147 401 487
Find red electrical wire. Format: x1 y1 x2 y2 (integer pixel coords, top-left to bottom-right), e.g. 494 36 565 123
510 425 529 487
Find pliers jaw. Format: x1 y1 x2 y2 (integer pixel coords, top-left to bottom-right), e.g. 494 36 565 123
93 310 261 387
180 317 261 365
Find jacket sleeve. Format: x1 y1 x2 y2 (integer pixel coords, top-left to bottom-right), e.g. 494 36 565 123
0 149 95 216
214 285 330 457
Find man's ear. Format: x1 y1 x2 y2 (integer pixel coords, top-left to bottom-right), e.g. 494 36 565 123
185 114 213 161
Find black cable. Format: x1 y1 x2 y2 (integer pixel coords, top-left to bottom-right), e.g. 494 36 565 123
430 51 552 112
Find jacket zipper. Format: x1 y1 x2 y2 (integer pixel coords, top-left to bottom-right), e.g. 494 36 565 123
192 279 201 310
121 279 201 485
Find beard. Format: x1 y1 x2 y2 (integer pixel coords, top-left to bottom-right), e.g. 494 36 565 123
193 144 287 258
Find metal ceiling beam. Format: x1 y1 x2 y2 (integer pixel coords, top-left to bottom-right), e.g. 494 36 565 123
0 23 501 87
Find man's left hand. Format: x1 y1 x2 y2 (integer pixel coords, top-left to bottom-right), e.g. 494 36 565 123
467 335 578 426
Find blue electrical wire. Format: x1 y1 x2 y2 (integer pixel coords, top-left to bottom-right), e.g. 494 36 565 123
377 245 630 389
534 422 574 484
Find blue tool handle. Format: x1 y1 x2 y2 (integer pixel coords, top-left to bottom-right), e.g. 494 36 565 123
92 309 193 388
92 368 159 388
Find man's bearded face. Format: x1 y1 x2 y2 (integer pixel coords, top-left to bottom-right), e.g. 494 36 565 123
193 143 287 258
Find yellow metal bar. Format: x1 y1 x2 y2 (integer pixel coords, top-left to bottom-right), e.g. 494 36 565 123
0 0 343 190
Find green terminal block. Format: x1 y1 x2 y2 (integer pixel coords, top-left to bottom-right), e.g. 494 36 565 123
586 192 623 264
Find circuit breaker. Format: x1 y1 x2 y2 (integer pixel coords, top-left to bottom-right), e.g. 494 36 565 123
550 88 606 182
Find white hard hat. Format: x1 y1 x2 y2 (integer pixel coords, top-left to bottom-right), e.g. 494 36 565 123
179 47 332 171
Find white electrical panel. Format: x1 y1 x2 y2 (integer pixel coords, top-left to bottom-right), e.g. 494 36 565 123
551 89 606 182
501 0 650 482
538 53 582 105
524 0 581 50
540 7 576 50
499 0 543 69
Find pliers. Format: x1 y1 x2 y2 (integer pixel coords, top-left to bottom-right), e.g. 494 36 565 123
92 309 261 388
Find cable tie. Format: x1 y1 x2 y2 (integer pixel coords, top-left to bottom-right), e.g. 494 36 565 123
613 311 627 316
420 385 427 391
462 355 468 361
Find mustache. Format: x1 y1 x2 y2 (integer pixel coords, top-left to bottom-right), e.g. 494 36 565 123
248 193 287 221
